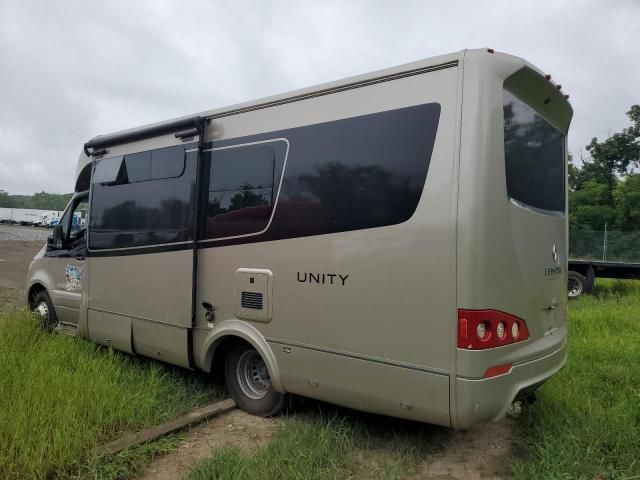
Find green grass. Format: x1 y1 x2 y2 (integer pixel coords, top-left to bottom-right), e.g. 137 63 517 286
187 401 450 480
0 309 223 479
512 279 640 480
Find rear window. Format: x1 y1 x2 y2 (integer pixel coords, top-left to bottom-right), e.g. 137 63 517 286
503 90 565 213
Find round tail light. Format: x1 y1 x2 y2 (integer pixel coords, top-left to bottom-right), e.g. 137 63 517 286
511 322 520 339
497 321 506 340
477 322 488 340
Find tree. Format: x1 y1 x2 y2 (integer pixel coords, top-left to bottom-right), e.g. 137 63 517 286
583 105 640 200
569 105 640 230
614 174 640 229
0 190 13 208
569 179 616 230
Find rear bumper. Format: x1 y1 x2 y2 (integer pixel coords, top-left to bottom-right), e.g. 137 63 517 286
453 339 566 429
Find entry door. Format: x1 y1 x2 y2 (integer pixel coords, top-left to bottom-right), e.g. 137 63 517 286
49 195 88 326
86 145 197 367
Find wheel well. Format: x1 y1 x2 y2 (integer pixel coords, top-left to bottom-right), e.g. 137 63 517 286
209 336 252 383
27 284 46 309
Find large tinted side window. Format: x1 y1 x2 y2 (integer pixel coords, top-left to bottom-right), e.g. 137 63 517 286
203 143 279 239
270 102 441 239
201 103 440 245
89 145 195 249
503 91 565 213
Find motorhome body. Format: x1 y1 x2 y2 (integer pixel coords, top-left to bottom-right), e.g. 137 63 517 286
26 49 572 428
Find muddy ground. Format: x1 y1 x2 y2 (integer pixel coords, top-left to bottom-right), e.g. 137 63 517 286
0 226 513 479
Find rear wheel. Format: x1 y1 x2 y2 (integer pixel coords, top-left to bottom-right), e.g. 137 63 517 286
32 291 58 331
225 342 285 417
567 271 586 299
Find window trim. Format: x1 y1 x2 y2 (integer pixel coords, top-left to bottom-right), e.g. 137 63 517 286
196 138 290 244
87 145 194 253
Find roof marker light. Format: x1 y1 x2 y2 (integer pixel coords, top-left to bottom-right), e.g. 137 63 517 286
556 84 562 90
487 48 495 53
545 74 552 80
565 94 570 100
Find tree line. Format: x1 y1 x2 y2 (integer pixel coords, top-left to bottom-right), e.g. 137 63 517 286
0 191 72 211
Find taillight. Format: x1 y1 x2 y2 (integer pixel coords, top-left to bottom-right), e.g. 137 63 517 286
457 309 529 350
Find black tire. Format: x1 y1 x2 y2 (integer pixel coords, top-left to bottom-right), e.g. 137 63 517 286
224 342 285 417
567 271 586 299
32 291 58 331
584 267 595 294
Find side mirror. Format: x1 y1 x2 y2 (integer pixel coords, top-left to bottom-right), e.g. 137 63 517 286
52 224 65 250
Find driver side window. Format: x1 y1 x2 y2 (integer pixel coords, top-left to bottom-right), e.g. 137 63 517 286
58 206 71 241
57 196 88 248
70 197 89 241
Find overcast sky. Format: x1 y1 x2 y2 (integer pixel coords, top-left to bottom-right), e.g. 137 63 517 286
1 0 638 194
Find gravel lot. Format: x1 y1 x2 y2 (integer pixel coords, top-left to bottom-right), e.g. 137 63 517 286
0 224 51 242
0 226 48 306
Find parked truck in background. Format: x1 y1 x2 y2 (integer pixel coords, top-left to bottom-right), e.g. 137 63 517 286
0 208 62 226
568 228 640 297
567 260 640 297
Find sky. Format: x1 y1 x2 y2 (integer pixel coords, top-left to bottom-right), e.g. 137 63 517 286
0 0 638 195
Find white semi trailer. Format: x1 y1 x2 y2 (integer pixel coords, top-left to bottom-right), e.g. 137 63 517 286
0 208 61 226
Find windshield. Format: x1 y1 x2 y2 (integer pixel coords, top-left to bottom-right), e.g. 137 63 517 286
503 90 565 213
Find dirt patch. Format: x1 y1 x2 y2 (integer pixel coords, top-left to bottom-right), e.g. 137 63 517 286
0 239 45 306
136 409 280 480
413 419 513 480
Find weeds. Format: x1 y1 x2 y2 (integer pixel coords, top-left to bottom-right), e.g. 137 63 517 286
512 279 640 479
0 309 222 479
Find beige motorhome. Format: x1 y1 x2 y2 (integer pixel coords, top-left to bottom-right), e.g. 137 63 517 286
25 49 572 428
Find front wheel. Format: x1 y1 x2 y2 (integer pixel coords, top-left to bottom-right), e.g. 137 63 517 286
567 271 586 299
225 342 285 417
32 291 58 331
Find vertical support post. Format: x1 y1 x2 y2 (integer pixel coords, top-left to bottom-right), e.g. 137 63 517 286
189 117 207 369
602 222 608 261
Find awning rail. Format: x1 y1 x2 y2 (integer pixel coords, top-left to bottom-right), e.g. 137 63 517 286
83 115 207 157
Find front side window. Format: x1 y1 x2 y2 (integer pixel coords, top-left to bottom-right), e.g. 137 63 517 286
89 146 195 250
503 90 565 213
57 206 71 241
70 197 89 240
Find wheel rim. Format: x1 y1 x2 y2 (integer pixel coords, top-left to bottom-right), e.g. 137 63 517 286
236 350 271 400
567 277 583 298
35 301 56 330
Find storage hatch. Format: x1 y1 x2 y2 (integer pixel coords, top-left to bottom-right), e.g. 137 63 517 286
235 268 272 322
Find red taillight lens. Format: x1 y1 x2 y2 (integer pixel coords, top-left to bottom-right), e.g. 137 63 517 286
484 363 512 378
457 309 530 350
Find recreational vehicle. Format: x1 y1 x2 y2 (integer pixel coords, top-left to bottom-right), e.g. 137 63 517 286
25 49 572 428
